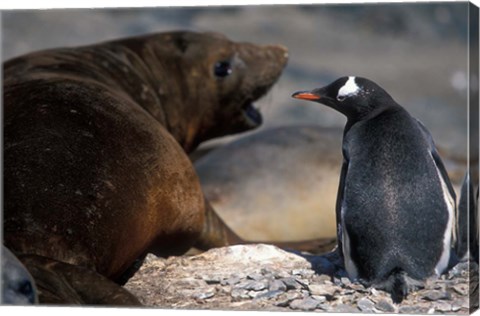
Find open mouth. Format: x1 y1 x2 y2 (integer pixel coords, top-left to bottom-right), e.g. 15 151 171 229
242 102 263 127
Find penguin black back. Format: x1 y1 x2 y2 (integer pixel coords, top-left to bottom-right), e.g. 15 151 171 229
293 76 456 303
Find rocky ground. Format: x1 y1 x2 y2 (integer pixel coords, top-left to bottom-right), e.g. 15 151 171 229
124 244 478 314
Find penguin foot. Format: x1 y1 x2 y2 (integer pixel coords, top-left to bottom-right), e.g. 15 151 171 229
371 269 424 304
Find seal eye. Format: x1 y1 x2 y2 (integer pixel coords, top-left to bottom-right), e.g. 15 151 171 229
214 61 232 78
337 95 346 102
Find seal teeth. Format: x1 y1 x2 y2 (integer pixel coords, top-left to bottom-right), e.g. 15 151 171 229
243 102 262 126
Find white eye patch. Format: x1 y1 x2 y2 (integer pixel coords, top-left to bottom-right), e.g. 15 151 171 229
337 76 360 100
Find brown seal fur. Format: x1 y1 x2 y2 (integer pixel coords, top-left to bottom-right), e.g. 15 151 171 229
3 31 291 305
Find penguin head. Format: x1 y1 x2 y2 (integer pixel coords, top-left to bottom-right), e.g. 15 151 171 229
292 76 396 120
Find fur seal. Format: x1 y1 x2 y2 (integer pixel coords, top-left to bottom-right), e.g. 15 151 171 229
1 245 38 305
3 31 289 305
194 125 342 242
292 76 457 303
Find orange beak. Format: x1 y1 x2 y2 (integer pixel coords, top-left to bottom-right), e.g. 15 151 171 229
291 91 321 101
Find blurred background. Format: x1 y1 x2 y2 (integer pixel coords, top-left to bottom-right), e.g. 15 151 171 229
2 3 477 241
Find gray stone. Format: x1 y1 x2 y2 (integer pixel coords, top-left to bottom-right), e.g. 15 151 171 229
357 297 375 312
308 283 339 296
341 277 351 286
245 281 267 291
291 269 314 277
295 278 309 289
247 272 264 281
453 283 469 296
399 306 425 314
254 290 284 300
230 288 249 300
422 290 450 301
248 289 268 298
268 279 287 292
289 297 319 311
332 303 360 313
221 276 241 286
311 295 327 303
201 275 221 284
434 301 452 312
193 289 215 300
280 277 300 290
375 299 396 312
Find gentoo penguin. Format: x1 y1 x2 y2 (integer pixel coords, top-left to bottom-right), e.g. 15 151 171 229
292 76 456 303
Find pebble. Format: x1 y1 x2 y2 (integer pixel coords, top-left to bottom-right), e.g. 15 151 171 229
308 283 339 296
433 301 452 312
201 275 221 284
268 279 287 292
247 273 264 281
280 277 300 290
221 276 241 286
340 277 351 285
374 299 396 312
193 289 215 300
248 289 268 298
289 297 319 311
230 288 250 300
453 283 469 296
332 303 360 313
254 290 284 300
357 297 375 312
311 295 327 303
399 305 424 314
422 290 450 301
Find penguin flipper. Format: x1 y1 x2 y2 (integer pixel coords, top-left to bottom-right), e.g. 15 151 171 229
415 119 457 201
335 157 349 257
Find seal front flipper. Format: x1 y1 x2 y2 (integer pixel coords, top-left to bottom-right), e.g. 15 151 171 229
194 200 336 254
1 245 38 305
18 255 141 305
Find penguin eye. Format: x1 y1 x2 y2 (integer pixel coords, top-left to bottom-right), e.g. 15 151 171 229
214 61 232 78
337 95 346 102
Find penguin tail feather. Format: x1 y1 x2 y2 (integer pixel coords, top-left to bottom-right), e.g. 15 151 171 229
372 268 424 304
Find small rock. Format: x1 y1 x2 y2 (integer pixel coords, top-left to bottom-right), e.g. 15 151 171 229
316 303 331 311
375 299 396 312
246 281 267 291
341 277 351 286
254 290 284 300
434 301 452 312
201 275 221 284
193 289 215 300
308 283 339 297
247 272 264 281
313 274 332 284
248 289 268 298
280 277 300 290
453 284 469 296
289 297 319 311
291 269 314 277
311 295 327 303
221 276 241 286
332 303 360 313
269 279 287 292
357 297 375 312
347 282 368 292
422 290 450 301
399 306 424 314
295 278 309 288
230 288 249 300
